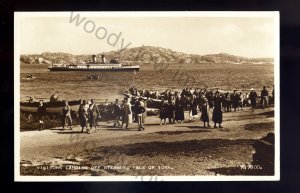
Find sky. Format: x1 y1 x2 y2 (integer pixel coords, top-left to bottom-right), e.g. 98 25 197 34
18 13 277 58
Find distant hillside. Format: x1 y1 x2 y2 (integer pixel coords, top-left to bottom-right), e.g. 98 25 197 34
20 46 274 65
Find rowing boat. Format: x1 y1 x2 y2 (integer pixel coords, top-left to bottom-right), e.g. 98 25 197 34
20 100 81 113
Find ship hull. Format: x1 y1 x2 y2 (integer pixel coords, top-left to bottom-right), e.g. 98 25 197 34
48 66 140 71
20 100 81 114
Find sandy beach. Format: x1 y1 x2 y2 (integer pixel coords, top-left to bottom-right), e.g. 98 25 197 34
20 106 274 176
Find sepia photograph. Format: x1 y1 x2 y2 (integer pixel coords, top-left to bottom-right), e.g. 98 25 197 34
14 11 279 181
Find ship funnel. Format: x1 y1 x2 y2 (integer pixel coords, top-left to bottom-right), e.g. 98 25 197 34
101 55 107 64
92 55 97 63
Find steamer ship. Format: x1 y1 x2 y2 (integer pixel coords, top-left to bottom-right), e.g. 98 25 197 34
48 55 139 71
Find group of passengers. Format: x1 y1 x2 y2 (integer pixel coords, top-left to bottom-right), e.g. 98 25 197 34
127 85 274 128
67 97 146 133
36 85 274 132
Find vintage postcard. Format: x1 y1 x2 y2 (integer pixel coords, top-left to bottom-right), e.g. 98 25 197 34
14 11 279 181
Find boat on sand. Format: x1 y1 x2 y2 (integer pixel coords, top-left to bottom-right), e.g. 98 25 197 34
20 100 81 114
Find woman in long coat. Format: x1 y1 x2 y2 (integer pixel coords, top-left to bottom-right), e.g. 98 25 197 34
189 96 198 121
200 99 211 128
174 96 185 123
159 99 169 125
212 93 223 128
232 90 240 111
167 98 175 124
249 89 258 111
78 100 89 133
62 100 72 130
88 99 99 133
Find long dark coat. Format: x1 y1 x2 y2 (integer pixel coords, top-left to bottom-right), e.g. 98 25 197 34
232 94 240 109
200 102 209 122
160 102 169 119
249 91 257 107
175 99 185 121
212 97 223 124
78 104 88 127
190 100 198 116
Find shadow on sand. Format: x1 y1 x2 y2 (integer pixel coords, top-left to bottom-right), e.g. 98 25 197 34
87 138 256 157
104 128 135 132
257 110 274 118
244 122 274 131
153 130 211 135
55 131 83 134
208 166 274 176
175 125 219 129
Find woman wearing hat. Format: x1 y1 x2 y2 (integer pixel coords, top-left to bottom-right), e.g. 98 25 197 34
212 92 223 128
62 100 72 130
167 96 176 124
159 99 168 125
78 100 89 133
232 90 240 111
189 95 198 122
88 99 99 133
249 88 258 111
174 96 185 123
200 97 211 128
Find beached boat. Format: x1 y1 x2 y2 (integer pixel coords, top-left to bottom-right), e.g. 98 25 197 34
48 55 139 72
123 92 162 109
22 77 36 80
87 75 100 79
20 100 81 113
22 74 36 80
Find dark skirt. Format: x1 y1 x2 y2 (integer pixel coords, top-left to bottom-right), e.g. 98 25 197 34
200 110 209 122
232 101 239 108
191 108 198 116
251 98 256 107
212 108 222 123
79 115 88 127
160 110 168 119
175 110 184 120
167 106 175 119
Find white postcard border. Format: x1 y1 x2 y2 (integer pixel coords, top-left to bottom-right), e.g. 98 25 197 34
14 11 280 181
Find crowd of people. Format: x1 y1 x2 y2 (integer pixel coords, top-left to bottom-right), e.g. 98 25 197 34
110 97 146 131
58 97 147 133
36 85 274 132
127 85 275 128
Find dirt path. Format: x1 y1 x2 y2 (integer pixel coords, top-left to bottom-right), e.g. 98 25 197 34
20 107 275 176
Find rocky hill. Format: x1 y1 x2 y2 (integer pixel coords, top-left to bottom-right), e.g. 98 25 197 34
20 46 273 65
